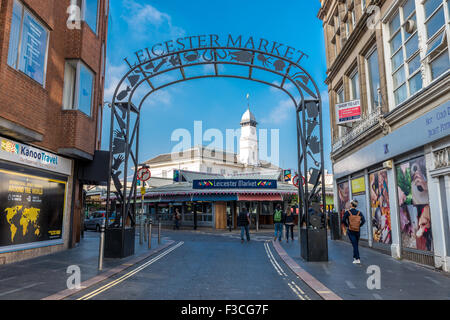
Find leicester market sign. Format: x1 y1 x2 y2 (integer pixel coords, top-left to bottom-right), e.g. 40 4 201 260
124 34 309 68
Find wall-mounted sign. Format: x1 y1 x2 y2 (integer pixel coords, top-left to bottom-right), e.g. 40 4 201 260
351 177 366 195
0 166 66 251
336 100 361 125
283 170 292 182
193 179 277 190
0 136 72 176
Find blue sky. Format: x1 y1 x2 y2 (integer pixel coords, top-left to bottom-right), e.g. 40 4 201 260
102 0 331 173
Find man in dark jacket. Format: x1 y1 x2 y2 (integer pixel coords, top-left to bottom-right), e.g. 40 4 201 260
237 207 251 243
343 199 366 264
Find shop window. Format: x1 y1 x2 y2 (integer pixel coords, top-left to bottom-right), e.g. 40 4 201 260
337 181 350 237
396 156 433 252
62 60 95 117
369 169 392 244
7 0 49 86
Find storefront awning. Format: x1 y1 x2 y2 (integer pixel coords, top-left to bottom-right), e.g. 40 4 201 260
238 194 282 201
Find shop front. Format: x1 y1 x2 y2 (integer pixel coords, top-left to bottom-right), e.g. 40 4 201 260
0 136 73 263
143 176 298 231
332 101 450 269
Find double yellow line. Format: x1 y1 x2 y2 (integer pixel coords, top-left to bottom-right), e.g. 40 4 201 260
77 241 184 300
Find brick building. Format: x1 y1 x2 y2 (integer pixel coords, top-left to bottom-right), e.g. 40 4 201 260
318 0 450 271
0 0 108 264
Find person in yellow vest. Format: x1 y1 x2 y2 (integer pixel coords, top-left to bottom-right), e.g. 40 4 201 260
343 199 366 264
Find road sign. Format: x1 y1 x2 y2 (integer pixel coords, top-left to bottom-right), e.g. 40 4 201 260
140 186 146 196
293 175 305 188
137 167 151 182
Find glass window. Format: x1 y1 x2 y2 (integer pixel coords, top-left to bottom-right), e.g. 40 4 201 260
350 70 360 100
426 6 445 39
430 50 450 79
85 0 99 33
62 60 94 117
7 0 48 85
388 0 422 105
78 64 94 116
366 48 381 109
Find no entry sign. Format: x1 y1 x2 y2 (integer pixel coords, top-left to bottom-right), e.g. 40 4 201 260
293 175 305 188
137 167 151 182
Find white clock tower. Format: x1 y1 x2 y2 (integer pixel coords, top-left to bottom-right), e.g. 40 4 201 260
239 107 259 166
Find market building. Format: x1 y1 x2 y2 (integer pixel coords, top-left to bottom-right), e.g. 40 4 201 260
318 0 450 271
0 0 109 264
141 170 300 230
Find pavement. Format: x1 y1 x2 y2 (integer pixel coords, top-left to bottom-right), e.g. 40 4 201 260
274 235 450 300
0 231 171 300
0 228 449 300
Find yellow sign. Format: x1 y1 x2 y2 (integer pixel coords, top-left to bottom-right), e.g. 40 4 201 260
351 177 366 194
140 187 146 196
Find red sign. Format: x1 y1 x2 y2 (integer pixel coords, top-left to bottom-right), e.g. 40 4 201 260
336 100 361 125
292 175 305 188
137 167 151 182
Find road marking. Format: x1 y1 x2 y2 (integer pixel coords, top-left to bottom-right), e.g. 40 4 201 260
288 282 305 300
0 276 16 283
373 293 383 300
77 242 184 300
0 282 44 297
424 276 441 286
345 280 356 289
264 242 287 277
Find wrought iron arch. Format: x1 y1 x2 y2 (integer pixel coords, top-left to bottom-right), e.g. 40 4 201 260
106 42 326 252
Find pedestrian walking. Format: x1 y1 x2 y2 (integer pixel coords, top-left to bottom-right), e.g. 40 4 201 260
173 208 181 230
343 199 366 264
237 207 251 243
273 204 284 242
284 206 295 243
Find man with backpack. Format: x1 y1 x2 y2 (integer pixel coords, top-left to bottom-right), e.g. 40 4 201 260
343 199 366 264
237 207 251 243
273 204 284 242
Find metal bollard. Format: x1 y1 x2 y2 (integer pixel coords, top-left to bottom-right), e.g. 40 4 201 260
158 220 161 245
98 220 105 271
148 221 152 249
144 219 148 242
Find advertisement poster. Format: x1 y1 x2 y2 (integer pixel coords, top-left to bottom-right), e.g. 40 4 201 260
0 168 66 248
337 181 350 236
351 177 369 240
369 170 392 244
397 156 433 252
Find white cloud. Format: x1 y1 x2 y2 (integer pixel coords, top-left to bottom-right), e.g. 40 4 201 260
122 0 186 40
261 98 295 125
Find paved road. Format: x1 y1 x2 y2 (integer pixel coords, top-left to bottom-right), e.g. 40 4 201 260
69 230 321 300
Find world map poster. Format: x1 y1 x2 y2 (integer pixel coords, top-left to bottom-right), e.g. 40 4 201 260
0 168 66 248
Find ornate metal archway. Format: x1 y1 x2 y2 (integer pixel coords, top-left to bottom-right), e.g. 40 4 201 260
105 35 326 259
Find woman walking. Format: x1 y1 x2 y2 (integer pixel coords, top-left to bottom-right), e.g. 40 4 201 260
284 206 295 243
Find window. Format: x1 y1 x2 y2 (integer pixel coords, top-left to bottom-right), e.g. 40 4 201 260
7 0 49 86
423 0 450 80
336 85 345 137
366 47 381 110
207 167 212 173
220 169 226 175
361 0 367 13
63 60 95 116
349 69 360 100
388 0 423 105
72 0 99 34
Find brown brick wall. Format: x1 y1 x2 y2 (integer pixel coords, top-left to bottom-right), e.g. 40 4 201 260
0 0 108 156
